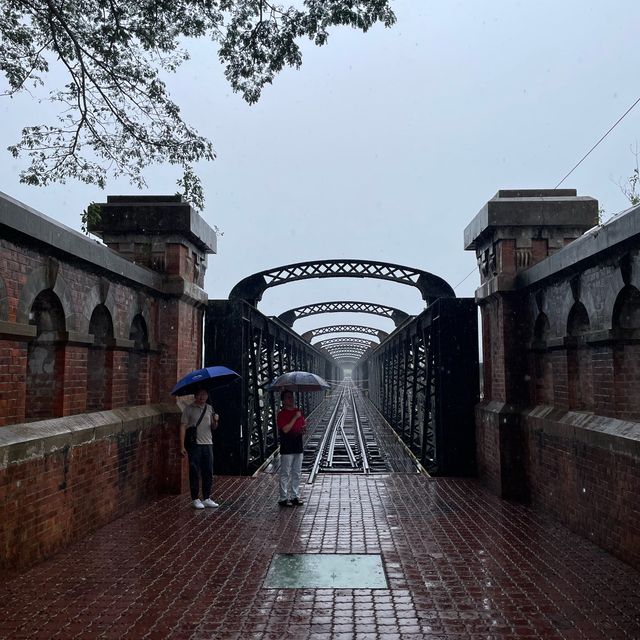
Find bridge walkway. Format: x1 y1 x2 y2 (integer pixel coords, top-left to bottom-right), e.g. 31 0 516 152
1 472 640 639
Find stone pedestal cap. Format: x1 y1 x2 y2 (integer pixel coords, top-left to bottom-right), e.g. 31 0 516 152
464 189 598 251
89 195 217 254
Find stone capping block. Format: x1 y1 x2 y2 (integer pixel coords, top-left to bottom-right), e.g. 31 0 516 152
104 337 136 350
66 330 95 346
163 276 208 305
0 404 181 470
0 320 36 341
524 405 640 461
0 191 165 293
516 202 640 289
464 189 598 250
91 195 217 254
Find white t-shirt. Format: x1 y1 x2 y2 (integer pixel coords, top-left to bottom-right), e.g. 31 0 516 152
181 402 214 445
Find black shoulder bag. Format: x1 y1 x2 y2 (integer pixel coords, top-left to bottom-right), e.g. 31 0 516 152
184 405 208 449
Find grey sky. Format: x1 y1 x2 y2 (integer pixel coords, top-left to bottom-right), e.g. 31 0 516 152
1 0 639 339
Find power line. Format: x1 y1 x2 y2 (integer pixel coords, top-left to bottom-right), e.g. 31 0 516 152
555 94 640 188
453 266 476 291
453 98 640 293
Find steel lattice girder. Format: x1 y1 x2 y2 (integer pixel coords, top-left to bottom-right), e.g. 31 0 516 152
321 343 371 355
319 345 368 357
204 299 339 475
229 259 455 307
316 337 377 351
301 325 389 342
277 300 410 328
322 348 369 359
352 298 479 476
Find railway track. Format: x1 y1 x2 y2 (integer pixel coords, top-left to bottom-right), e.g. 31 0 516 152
304 380 389 483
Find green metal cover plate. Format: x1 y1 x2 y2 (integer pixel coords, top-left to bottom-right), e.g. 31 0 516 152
264 553 388 589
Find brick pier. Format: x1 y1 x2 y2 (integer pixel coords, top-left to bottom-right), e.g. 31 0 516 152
1 473 639 640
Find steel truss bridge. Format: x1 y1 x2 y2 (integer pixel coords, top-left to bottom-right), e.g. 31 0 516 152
206 259 478 476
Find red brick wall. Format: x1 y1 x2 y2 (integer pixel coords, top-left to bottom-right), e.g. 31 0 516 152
25 342 65 421
0 409 184 578
61 345 88 416
475 406 501 495
0 341 27 426
87 347 109 410
614 344 640 421
525 414 640 569
567 347 593 410
550 350 568 408
592 346 615 416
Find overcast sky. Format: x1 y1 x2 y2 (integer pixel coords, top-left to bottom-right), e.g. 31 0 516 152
1 0 640 340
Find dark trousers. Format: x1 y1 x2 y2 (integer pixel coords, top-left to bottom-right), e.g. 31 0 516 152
187 444 213 500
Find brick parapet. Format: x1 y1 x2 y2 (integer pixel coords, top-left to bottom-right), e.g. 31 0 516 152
0 191 210 572
523 406 640 569
467 190 640 568
0 405 184 577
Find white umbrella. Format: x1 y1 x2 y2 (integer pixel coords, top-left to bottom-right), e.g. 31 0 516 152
267 371 330 392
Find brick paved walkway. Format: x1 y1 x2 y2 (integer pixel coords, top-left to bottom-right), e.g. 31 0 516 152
2 474 640 639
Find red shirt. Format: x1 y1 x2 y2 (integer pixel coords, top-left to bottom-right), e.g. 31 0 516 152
276 408 306 435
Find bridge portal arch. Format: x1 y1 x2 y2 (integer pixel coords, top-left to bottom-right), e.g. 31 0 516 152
302 325 389 342
229 259 455 307
278 301 410 328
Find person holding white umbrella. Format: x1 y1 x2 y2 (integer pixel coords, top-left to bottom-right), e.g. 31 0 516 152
269 371 330 507
276 389 306 506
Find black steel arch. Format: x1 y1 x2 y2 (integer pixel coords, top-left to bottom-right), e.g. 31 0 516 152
301 325 389 342
229 259 455 307
278 301 410 328
322 346 371 358
317 337 376 351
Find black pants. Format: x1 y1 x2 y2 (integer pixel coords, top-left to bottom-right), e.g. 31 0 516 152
187 444 213 500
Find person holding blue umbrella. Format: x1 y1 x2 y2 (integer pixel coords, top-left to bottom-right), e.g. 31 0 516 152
172 366 240 510
179 388 220 509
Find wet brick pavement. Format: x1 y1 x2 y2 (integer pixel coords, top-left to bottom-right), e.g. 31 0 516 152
1 473 640 639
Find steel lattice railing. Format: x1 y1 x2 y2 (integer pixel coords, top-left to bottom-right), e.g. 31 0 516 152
352 298 479 476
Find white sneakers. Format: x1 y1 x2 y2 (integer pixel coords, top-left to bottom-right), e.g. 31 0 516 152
193 498 219 509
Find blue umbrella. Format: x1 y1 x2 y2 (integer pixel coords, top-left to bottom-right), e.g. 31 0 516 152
171 366 240 396
266 371 330 392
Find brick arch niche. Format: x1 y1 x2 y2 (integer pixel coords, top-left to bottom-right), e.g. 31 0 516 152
532 312 552 405
87 305 114 411
128 314 150 406
26 289 66 420
0 274 8 320
612 285 640 419
566 302 592 410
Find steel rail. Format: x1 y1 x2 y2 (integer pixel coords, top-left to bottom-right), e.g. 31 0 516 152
350 386 370 474
339 421 358 468
307 386 345 484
